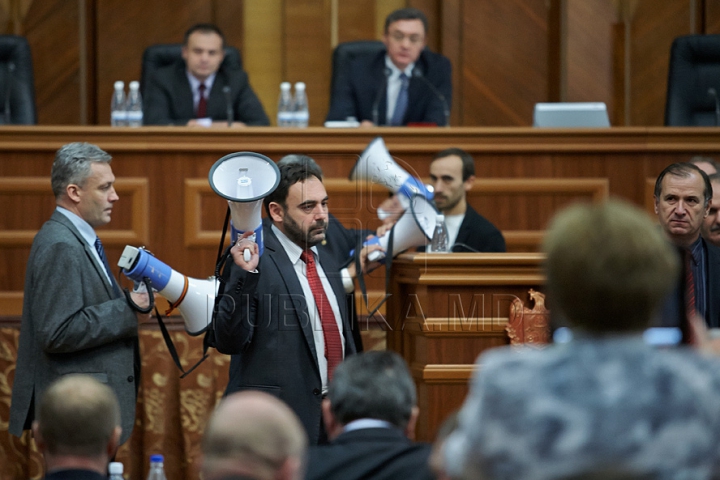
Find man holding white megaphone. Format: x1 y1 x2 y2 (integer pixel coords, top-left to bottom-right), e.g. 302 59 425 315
211 160 382 445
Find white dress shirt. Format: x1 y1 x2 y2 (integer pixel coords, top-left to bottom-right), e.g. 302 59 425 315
272 225 345 392
384 56 415 123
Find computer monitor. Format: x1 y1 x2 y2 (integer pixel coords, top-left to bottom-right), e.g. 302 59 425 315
533 102 610 128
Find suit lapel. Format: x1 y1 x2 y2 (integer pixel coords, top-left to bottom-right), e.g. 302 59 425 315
263 228 322 373
51 211 117 298
175 63 195 119
705 240 720 328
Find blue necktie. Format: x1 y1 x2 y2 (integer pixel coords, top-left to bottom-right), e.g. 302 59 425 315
95 236 120 296
390 73 409 126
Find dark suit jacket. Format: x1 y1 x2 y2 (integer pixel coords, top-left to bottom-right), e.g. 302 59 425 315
326 49 452 126
656 238 720 329
9 210 139 445
452 205 506 253
143 61 269 126
213 226 357 444
45 469 107 480
305 427 436 480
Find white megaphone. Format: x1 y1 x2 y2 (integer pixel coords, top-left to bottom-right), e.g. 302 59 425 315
349 137 433 219
364 194 438 262
118 246 216 336
208 152 280 260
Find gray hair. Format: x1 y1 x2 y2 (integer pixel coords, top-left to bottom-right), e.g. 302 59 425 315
328 351 416 429
51 142 112 198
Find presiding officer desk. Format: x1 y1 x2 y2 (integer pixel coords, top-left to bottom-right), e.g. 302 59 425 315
1 126 719 478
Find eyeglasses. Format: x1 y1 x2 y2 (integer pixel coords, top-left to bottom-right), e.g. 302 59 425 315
388 31 424 45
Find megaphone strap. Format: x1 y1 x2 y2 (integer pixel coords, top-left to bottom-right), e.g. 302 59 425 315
165 275 189 316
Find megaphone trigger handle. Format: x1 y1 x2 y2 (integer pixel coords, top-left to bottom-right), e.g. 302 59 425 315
123 277 155 314
243 248 252 262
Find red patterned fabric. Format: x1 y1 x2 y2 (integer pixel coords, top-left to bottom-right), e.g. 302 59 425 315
300 250 343 381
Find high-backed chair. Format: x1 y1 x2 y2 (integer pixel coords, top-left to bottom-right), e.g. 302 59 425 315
329 40 384 106
665 34 720 126
0 35 36 125
140 43 243 99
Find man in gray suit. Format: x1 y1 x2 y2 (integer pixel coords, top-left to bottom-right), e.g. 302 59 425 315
9 142 149 445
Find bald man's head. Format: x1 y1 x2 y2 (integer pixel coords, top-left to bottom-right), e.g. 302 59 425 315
202 391 307 480
32 374 121 475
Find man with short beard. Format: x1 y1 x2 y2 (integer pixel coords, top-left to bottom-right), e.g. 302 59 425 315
427 148 505 252
212 161 379 445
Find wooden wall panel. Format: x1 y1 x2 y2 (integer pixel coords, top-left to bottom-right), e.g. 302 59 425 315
461 0 550 126
630 0 693 126
95 1 217 126
565 1 615 119
337 0 376 44
23 0 83 124
706 0 720 33
284 0 332 126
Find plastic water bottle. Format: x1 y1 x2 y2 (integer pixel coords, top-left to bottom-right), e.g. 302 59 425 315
146 454 167 480
109 461 124 480
429 214 449 253
126 81 143 127
293 82 309 128
111 81 127 127
277 82 294 127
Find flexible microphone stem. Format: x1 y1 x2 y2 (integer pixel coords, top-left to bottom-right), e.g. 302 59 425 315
4 62 14 124
372 68 391 126
223 86 233 127
412 68 450 127
709 88 720 127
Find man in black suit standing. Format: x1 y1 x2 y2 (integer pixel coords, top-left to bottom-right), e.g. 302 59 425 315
305 351 435 480
212 161 379 445
655 162 720 328
144 23 269 127
34 375 122 480
326 8 452 126
428 148 505 253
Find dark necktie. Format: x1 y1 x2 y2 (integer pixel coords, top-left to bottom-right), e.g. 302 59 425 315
300 250 343 380
390 73 409 126
95 236 120 296
685 249 697 318
197 83 207 118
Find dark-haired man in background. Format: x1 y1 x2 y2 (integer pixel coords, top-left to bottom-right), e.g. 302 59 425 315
306 351 435 480
654 162 720 329
144 23 269 127
427 148 505 252
326 8 452 126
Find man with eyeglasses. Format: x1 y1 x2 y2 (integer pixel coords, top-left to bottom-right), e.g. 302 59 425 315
326 8 452 127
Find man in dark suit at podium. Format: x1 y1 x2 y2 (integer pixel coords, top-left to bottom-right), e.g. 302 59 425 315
144 23 269 127
325 8 452 127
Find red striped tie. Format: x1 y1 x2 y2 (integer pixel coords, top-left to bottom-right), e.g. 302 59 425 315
300 250 343 380
196 83 207 118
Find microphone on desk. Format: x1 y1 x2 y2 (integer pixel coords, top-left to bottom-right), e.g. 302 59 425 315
709 88 720 127
4 62 14 125
372 67 392 126
223 85 233 127
412 67 450 127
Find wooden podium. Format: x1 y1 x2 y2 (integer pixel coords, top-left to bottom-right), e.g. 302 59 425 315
385 252 546 442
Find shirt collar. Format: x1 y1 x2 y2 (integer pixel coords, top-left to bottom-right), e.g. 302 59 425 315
342 418 395 433
271 224 318 263
55 206 97 247
384 55 415 79
186 71 217 93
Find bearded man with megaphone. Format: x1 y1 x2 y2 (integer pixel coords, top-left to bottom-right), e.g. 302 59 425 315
211 160 382 445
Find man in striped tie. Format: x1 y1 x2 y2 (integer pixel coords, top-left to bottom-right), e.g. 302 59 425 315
654 162 720 330
10 142 149 447
212 160 381 444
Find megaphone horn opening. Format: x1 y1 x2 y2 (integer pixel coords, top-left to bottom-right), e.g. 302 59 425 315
209 152 280 203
